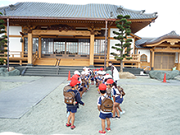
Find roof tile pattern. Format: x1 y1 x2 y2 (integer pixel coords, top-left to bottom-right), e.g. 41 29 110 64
0 2 157 19
135 31 180 48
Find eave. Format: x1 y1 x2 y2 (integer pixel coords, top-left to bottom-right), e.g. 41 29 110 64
0 16 157 34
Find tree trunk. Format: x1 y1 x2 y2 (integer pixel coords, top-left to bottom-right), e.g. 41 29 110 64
120 60 123 72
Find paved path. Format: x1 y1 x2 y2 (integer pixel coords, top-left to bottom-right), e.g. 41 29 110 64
0 77 66 119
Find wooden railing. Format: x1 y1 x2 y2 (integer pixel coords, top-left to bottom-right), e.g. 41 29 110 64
94 54 141 68
32 51 38 65
9 51 28 57
123 54 140 61
2 51 28 65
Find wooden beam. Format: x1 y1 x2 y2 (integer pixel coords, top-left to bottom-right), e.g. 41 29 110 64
21 36 24 57
107 27 111 60
32 30 91 36
28 33 33 65
144 39 180 47
154 48 180 53
152 51 154 69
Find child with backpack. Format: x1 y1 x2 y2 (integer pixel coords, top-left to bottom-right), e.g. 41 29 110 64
65 79 85 129
107 79 124 119
97 83 113 134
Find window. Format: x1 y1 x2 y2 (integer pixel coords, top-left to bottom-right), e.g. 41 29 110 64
66 41 78 54
94 39 105 55
54 41 65 54
78 39 90 55
41 38 53 54
140 54 147 62
24 37 28 53
24 38 39 53
33 38 38 53
41 38 90 55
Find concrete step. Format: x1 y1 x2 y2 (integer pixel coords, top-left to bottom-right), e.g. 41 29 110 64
23 66 87 77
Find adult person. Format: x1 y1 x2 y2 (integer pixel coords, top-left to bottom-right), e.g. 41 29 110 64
108 61 119 84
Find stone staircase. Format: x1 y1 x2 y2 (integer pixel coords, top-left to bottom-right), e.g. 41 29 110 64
15 66 146 77
19 66 87 77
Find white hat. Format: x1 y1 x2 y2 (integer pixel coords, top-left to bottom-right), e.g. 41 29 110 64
74 70 80 75
101 71 106 75
81 71 85 74
85 71 89 75
104 74 112 80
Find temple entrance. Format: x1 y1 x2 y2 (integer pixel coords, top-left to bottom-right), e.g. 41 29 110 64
41 38 90 59
154 52 175 70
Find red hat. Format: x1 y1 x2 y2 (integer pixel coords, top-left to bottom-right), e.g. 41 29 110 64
96 69 99 71
100 67 103 71
70 79 80 87
98 84 106 91
93 69 96 71
106 73 110 75
106 79 114 84
70 74 79 80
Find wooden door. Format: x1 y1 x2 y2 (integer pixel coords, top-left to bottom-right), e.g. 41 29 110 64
154 53 175 70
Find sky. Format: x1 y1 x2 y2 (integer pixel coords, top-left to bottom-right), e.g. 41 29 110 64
0 0 180 38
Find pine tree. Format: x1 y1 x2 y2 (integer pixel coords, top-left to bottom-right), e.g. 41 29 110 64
0 12 7 65
111 15 132 72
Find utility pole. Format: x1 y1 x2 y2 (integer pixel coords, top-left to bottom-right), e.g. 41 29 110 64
7 18 9 71
104 20 108 70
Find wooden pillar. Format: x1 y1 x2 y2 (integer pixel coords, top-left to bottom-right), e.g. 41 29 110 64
21 37 24 57
89 34 94 66
38 36 41 58
151 51 155 70
107 27 111 66
178 53 180 71
28 33 33 65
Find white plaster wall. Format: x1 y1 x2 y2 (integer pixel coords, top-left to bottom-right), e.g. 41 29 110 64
109 28 134 59
131 38 134 55
110 28 118 37
109 39 119 59
9 37 22 57
9 26 22 35
138 49 150 62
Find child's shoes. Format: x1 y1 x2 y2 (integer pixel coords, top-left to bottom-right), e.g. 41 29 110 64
99 130 106 134
66 123 71 127
106 128 111 132
120 110 125 115
71 125 76 130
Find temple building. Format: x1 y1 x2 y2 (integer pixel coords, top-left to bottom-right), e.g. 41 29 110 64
0 2 179 71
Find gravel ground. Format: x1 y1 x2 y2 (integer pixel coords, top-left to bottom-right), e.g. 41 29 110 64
0 76 180 135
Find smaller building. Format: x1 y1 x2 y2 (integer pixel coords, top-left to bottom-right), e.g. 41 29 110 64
136 31 180 71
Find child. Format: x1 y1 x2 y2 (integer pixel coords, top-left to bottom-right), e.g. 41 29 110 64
90 69 96 85
66 79 85 129
95 69 99 87
111 81 124 118
97 83 112 134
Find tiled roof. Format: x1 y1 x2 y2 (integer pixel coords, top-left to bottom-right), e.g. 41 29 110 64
145 31 180 44
135 38 153 48
0 2 158 19
135 31 180 48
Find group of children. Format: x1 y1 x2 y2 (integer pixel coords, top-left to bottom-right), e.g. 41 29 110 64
63 65 125 134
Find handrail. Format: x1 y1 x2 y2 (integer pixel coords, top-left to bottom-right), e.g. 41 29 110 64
32 51 38 64
55 58 61 74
